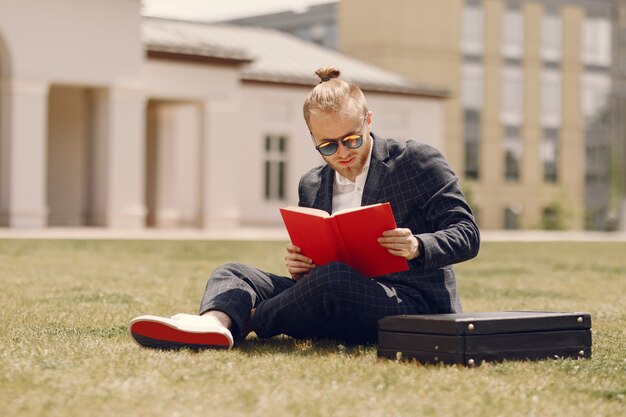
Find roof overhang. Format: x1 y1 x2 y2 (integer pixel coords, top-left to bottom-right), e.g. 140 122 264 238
241 75 449 99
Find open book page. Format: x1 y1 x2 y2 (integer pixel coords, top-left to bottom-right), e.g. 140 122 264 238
279 208 342 266
332 203 385 216
280 203 409 277
281 203 385 218
333 203 409 277
280 206 331 218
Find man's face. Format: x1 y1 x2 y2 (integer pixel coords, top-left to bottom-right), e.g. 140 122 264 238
309 107 372 182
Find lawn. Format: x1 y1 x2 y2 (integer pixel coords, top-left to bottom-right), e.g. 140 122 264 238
0 239 624 417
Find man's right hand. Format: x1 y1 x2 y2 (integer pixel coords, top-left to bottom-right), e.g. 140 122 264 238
284 244 316 281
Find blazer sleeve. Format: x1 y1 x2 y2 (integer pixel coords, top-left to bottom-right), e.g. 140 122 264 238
407 143 480 270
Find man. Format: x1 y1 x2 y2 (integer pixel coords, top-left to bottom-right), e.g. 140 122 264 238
129 67 480 350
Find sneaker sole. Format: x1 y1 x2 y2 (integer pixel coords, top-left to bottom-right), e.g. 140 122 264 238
130 320 232 350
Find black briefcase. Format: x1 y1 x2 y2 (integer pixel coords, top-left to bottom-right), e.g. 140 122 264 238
377 311 592 366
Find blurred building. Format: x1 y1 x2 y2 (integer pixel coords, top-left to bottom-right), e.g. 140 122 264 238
611 0 626 230
0 0 446 229
226 2 337 50
229 0 622 231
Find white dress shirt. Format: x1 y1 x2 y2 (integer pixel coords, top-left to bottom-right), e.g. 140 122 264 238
331 137 374 213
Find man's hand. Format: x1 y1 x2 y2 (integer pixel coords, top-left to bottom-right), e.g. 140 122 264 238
285 244 316 281
378 228 421 260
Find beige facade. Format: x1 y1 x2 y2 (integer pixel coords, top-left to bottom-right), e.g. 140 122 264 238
0 0 446 229
237 82 445 225
339 0 609 230
473 2 585 229
0 0 146 228
339 0 464 171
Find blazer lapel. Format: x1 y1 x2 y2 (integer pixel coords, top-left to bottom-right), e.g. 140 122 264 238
310 133 389 212
362 133 390 206
312 165 334 213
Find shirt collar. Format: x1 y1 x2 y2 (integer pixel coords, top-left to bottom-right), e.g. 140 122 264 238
334 134 373 187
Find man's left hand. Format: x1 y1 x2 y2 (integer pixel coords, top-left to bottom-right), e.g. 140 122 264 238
377 228 420 260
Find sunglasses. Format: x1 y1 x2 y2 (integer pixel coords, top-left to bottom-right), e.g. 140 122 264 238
312 114 368 156
314 134 364 156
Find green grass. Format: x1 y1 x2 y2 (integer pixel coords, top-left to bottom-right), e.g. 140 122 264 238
0 239 624 417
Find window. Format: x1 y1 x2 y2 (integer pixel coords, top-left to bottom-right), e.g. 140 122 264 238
541 128 559 183
503 206 521 230
264 135 288 201
502 67 523 125
503 125 522 182
541 70 561 126
464 109 481 180
541 205 563 230
462 64 483 180
583 74 611 123
583 18 612 67
502 9 523 58
462 64 483 109
541 13 562 62
462 4 483 55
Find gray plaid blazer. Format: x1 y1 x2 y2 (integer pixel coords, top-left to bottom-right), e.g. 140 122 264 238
297 133 480 313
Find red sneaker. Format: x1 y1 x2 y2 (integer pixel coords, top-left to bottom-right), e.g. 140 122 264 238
129 314 234 350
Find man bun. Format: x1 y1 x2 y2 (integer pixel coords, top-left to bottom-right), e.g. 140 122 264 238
315 67 341 83
303 66 368 126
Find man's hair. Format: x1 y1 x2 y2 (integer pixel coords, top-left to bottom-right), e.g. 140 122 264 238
303 67 368 126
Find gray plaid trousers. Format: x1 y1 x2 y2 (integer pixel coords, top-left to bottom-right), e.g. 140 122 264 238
199 262 428 344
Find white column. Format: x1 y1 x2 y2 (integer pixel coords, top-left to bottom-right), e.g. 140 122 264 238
0 78 49 227
154 104 180 228
176 104 202 227
201 98 241 228
152 102 202 228
47 86 90 226
90 85 146 228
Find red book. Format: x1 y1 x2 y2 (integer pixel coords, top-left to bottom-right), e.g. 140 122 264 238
279 202 410 277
